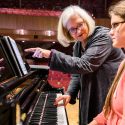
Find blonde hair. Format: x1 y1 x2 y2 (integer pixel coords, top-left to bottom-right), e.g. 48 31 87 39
108 0 125 19
103 60 125 117
57 5 95 47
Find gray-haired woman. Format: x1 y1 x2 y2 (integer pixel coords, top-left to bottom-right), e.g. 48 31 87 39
25 5 124 125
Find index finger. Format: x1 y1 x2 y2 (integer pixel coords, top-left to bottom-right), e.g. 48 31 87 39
54 96 64 105
56 96 64 102
24 48 37 53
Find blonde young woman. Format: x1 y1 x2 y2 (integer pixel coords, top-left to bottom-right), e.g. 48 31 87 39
25 6 124 125
89 0 125 125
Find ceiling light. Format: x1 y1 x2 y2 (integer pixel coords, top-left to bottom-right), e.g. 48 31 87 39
44 30 55 36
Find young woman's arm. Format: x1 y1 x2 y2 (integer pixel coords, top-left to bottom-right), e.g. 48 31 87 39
88 120 98 125
88 111 107 125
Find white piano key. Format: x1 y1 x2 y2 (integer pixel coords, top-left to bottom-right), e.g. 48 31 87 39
57 93 68 125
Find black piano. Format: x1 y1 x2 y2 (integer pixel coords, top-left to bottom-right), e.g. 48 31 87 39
0 36 69 125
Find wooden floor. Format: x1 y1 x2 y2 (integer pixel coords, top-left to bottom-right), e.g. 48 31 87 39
66 99 79 125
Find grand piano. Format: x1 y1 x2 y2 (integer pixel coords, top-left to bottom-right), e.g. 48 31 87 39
0 36 69 125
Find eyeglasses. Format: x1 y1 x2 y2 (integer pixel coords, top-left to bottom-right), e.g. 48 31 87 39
111 21 125 30
68 22 84 35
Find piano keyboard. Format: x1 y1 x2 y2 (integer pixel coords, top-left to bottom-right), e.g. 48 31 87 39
27 92 68 125
0 36 69 125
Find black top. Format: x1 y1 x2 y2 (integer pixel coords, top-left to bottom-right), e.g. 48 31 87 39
49 26 125 125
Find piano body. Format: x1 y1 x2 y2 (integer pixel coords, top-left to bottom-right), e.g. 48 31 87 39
0 36 69 125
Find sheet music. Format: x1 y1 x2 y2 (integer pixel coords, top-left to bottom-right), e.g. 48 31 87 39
8 37 28 75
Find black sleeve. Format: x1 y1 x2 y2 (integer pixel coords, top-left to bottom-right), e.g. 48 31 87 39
65 74 80 104
49 34 113 74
